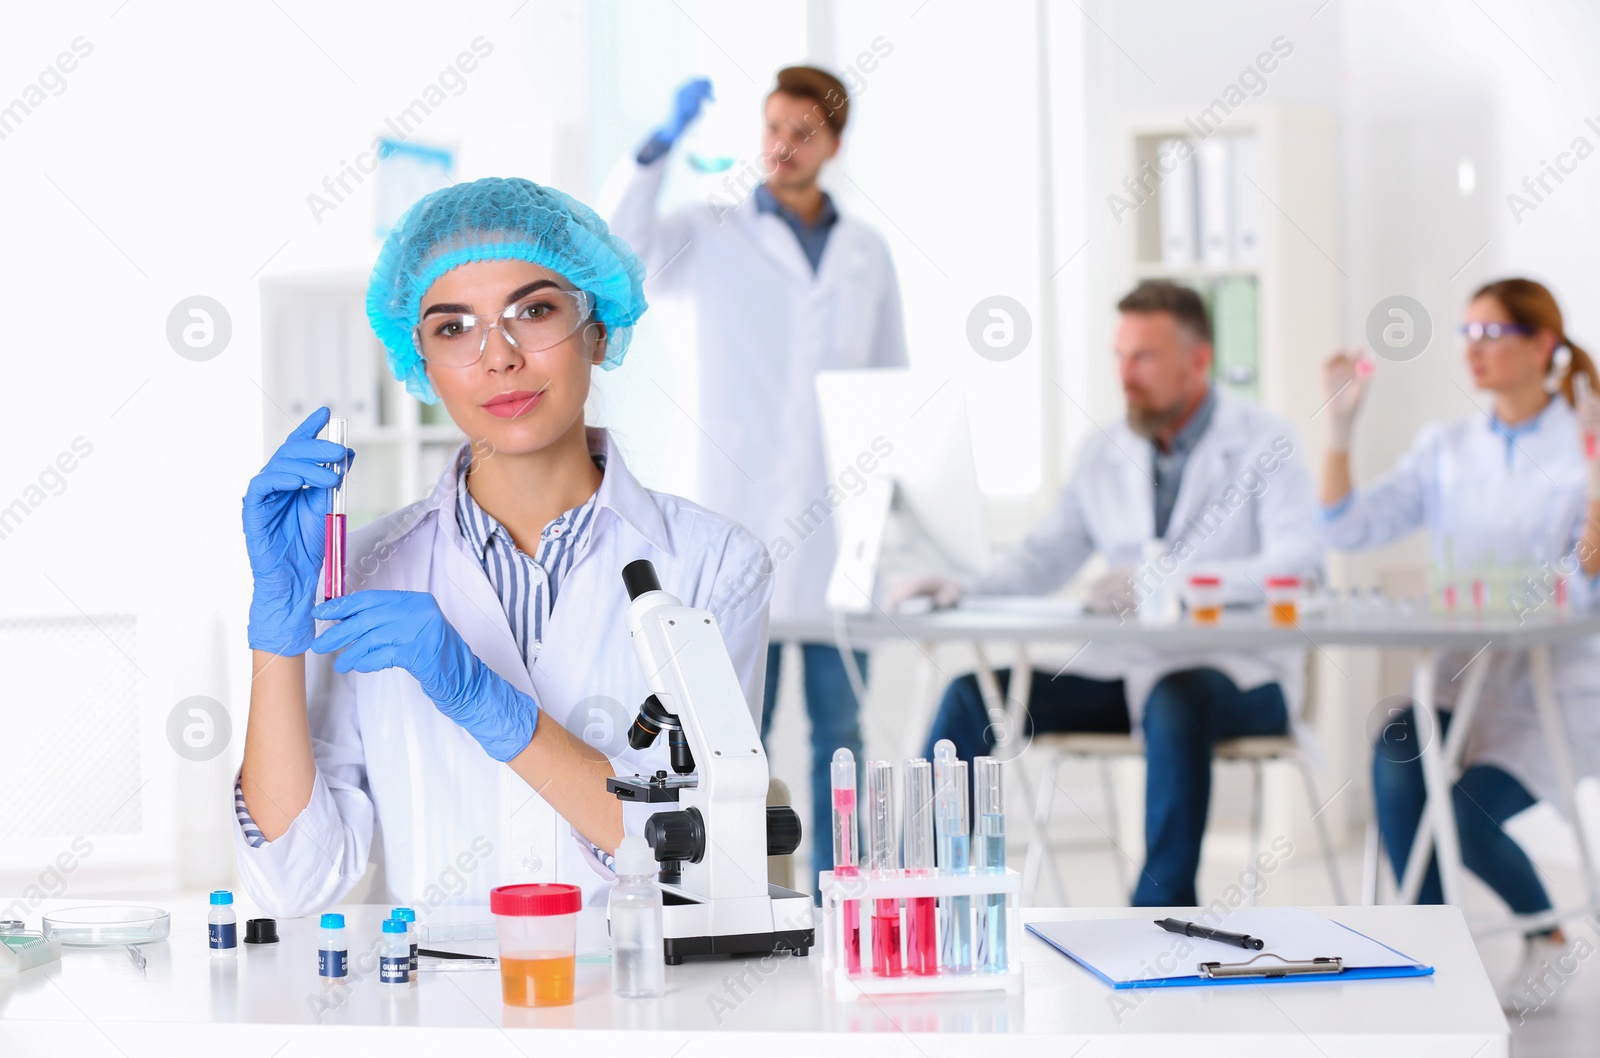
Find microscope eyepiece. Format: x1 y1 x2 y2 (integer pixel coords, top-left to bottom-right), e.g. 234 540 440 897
622 559 663 600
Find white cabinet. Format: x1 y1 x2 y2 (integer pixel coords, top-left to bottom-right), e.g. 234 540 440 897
1113 106 1341 420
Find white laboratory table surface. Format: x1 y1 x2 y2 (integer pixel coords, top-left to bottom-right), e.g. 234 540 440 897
0 899 1507 1057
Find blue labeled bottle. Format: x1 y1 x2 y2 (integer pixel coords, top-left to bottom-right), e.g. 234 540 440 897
208 890 237 957
380 919 410 988
318 913 348 982
391 907 418 982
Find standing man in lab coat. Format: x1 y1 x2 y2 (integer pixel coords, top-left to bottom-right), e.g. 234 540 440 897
892 281 1323 906
604 67 908 888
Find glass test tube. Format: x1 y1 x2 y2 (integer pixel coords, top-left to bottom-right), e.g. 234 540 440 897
322 417 348 600
902 758 938 975
830 747 862 974
973 756 1008 973
933 740 972 973
864 760 902 977
1579 373 1597 459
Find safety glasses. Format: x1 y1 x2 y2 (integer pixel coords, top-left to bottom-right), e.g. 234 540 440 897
1458 321 1534 343
414 288 597 368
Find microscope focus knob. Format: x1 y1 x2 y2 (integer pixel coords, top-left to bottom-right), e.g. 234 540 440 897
766 806 802 858
645 807 706 865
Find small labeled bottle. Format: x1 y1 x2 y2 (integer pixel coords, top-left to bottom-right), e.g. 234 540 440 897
608 835 665 998
379 918 410 988
391 907 418 983
208 890 237 957
318 913 348 983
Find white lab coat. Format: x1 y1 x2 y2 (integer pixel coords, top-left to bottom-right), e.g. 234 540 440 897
1321 397 1600 811
233 428 773 918
601 152 909 624
966 389 1323 724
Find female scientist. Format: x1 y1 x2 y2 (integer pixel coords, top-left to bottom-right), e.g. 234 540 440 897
234 178 772 917
1321 277 1600 1004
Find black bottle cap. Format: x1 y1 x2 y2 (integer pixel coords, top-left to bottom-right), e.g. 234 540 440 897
243 918 278 944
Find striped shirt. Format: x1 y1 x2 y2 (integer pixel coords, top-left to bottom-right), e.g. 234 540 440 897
236 447 604 847
454 450 602 668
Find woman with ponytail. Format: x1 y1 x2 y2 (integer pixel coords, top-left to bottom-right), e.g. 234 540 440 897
1318 277 1600 1011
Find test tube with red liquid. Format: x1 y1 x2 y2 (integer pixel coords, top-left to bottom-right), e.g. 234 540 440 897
322 416 348 600
901 758 938 975
1579 374 1597 460
865 760 902 977
831 748 862 974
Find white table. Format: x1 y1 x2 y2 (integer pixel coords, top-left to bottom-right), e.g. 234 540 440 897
0 900 1507 1056
773 608 1600 931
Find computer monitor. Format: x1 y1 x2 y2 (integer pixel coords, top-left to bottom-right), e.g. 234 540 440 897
814 369 990 613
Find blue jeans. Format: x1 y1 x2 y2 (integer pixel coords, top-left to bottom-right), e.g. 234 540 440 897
924 666 1288 906
760 642 867 888
1372 707 1551 917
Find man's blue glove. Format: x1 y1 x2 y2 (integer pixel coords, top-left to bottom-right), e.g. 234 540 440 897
311 590 539 762
659 77 714 144
638 77 714 164
244 407 351 656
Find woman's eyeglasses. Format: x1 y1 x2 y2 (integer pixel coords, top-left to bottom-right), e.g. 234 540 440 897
414 289 598 368
1458 321 1534 342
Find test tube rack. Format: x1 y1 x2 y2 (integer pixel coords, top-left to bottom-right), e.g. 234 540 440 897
817 868 1024 995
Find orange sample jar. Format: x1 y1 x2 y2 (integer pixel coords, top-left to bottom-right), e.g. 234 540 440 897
1265 575 1302 626
490 883 581 1007
1187 575 1223 624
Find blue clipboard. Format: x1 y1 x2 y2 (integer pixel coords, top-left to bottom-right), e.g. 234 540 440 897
1026 907 1435 988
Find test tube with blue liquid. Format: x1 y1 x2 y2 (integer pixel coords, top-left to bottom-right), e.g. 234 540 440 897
974 756 1007 972
933 741 972 972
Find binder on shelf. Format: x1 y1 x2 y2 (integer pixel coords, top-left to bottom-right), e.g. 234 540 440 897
1157 138 1198 266
1212 275 1260 397
1230 133 1262 265
1196 136 1233 267
1026 907 1433 989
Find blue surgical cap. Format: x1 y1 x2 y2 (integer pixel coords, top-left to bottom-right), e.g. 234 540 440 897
366 177 648 403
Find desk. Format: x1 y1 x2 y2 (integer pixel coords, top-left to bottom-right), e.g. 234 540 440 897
773 609 1600 929
0 900 1507 1056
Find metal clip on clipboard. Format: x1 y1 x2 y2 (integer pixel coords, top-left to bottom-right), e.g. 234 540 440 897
1198 954 1345 979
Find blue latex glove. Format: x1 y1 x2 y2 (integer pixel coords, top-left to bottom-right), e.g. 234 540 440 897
243 407 351 655
657 77 713 145
311 590 539 762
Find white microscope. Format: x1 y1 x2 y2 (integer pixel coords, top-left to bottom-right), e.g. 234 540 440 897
606 560 815 964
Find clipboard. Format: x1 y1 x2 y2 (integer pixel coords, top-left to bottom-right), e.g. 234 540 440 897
1026 907 1434 989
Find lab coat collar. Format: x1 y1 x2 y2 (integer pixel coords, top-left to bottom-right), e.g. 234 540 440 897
585 427 674 555
1104 386 1249 461
421 427 673 559
753 183 840 232
1487 393 1560 440
733 188 868 286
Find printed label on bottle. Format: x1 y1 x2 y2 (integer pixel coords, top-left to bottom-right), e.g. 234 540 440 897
381 954 409 984
409 941 418 970
209 922 237 949
319 947 349 978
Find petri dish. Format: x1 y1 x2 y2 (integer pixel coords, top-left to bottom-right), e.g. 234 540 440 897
418 920 497 943
43 906 171 947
